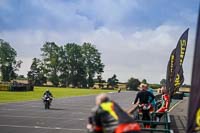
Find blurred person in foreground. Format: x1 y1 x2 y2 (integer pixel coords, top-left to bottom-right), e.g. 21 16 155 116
87 93 141 133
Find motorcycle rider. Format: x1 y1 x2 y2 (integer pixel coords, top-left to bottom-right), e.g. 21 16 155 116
87 93 141 133
43 89 53 104
133 83 155 128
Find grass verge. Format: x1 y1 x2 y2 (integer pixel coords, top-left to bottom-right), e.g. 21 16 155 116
0 86 114 103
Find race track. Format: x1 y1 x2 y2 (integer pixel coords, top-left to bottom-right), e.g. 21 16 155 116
0 91 137 133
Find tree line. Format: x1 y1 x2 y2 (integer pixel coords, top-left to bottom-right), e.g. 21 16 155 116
0 39 104 87
0 38 167 89
28 42 104 87
0 39 22 81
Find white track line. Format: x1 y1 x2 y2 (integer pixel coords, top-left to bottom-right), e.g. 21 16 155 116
0 124 85 131
169 100 183 112
0 108 89 115
0 114 85 120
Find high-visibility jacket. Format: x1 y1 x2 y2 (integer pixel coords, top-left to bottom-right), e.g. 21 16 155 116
91 101 140 133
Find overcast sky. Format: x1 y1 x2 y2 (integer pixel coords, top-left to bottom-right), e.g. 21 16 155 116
0 0 199 84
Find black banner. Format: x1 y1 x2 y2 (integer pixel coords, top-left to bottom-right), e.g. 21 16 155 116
166 29 189 96
173 67 184 94
187 7 200 132
174 28 189 66
166 49 176 91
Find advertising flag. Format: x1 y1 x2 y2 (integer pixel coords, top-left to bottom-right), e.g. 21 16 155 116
187 7 200 132
166 29 189 96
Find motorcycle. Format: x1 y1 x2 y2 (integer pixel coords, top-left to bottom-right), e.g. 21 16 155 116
43 95 52 109
137 103 153 128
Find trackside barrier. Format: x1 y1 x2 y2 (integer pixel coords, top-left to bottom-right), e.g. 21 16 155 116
140 128 173 133
0 82 33 91
135 112 173 133
127 94 173 133
10 84 34 91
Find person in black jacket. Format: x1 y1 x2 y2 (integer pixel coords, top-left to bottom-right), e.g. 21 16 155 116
43 89 53 104
87 93 141 133
134 83 155 105
133 83 155 128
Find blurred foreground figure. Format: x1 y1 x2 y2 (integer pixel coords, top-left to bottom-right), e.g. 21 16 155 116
87 93 141 133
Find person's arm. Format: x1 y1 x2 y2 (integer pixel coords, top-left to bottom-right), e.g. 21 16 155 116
134 93 139 104
93 110 103 133
50 92 53 97
87 116 102 133
148 92 155 103
88 106 103 133
164 95 170 109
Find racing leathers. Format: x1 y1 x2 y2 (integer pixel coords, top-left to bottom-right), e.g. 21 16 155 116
157 94 170 113
89 101 141 133
134 90 155 128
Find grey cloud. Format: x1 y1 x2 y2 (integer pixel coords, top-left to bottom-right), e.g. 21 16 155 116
1 24 194 84
80 25 194 84
0 0 196 84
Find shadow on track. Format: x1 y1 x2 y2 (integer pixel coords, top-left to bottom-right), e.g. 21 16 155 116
48 108 65 111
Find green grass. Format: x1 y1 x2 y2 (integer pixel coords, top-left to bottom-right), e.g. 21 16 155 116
0 86 114 103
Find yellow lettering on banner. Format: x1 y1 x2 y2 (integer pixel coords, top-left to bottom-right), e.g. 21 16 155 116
180 40 187 65
174 74 180 87
196 108 200 127
170 55 174 73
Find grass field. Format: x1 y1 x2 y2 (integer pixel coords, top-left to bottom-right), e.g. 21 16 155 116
0 86 115 103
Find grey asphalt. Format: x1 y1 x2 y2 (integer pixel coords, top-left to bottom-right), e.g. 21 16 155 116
0 91 137 133
169 97 189 133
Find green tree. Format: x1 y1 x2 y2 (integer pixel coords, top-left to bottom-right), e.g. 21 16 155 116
27 58 47 86
10 60 23 80
97 74 103 88
17 75 26 80
58 46 69 87
127 77 141 91
81 43 104 87
160 78 166 86
36 42 104 88
64 43 86 87
0 39 18 81
107 74 119 89
41 42 61 86
141 79 147 84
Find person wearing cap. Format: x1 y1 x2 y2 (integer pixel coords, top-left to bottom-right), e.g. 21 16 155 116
87 93 141 133
133 83 155 128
